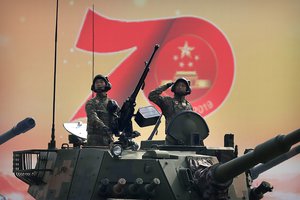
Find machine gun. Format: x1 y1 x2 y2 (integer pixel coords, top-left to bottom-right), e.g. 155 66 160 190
0 117 35 145
116 44 160 149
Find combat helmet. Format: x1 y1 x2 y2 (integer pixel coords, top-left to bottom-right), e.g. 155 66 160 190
171 77 191 95
91 74 112 92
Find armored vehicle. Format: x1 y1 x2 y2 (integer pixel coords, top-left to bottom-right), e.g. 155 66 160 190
12 114 299 200
11 44 300 200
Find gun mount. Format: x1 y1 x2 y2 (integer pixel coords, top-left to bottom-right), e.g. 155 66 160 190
0 117 35 145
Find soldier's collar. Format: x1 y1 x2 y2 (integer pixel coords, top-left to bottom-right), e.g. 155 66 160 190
174 94 185 102
96 92 107 99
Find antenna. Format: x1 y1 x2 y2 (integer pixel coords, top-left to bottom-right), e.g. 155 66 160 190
92 4 95 98
48 0 59 149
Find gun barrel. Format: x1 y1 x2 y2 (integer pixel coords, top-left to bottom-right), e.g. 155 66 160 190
250 144 300 180
213 129 300 183
0 117 36 145
118 44 160 132
130 44 160 101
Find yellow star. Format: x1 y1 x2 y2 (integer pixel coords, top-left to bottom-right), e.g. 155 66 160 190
178 41 194 58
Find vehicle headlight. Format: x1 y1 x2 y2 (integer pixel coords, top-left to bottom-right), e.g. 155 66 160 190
110 144 123 158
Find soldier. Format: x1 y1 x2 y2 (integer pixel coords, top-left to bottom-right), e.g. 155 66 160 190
148 77 193 141
85 75 119 146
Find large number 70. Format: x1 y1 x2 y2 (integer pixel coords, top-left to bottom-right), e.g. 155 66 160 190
71 9 234 121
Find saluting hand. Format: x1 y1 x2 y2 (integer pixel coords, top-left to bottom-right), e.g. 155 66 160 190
166 82 174 88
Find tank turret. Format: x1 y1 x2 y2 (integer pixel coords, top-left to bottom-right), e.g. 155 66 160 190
0 117 35 145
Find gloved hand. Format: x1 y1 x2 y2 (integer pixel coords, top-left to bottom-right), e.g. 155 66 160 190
166 82 174 88
107 100 119 114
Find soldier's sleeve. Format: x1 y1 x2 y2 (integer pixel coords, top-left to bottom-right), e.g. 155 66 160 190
85 100 106 129
148 84 170 108
112 99 121 123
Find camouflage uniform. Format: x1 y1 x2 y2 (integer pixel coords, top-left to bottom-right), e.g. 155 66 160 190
148 83 193 132
85 93 119 146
